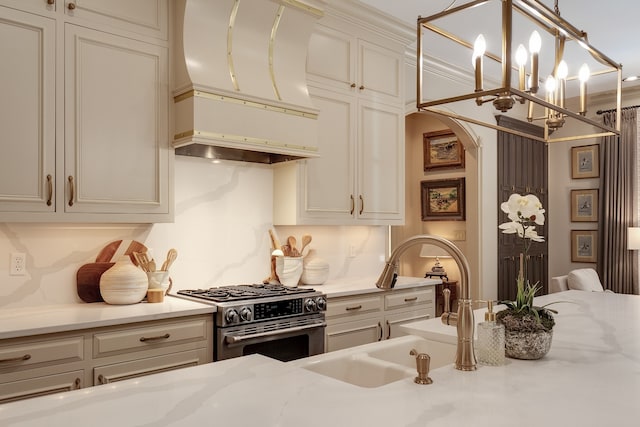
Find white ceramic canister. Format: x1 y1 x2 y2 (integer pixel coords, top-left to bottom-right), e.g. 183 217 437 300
99 255 149 304
275 256 304 287
301 250 329 285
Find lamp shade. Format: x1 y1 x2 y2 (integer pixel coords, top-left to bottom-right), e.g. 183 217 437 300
419 244 451 258
628 227 640 250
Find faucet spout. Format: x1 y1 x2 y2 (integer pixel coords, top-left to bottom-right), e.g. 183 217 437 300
376 234 476 371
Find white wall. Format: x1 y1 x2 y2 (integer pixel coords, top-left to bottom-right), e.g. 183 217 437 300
0 156 387 309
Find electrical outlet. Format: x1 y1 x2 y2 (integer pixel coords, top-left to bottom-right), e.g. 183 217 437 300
10 253 26 276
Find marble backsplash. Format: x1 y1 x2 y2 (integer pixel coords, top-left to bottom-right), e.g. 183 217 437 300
0 156 387 309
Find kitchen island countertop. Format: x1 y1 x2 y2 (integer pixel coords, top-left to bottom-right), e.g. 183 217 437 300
0 297 216 340
1 290 638 426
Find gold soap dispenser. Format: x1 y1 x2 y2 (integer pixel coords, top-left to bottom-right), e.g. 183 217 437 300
476 300 505 366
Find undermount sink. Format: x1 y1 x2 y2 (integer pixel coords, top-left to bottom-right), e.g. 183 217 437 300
302 354 412 388
367 336 456 370
299 335 456 388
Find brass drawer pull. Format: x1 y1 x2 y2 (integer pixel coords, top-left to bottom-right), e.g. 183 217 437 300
0 354 31 364
350 195 354 215
68 176 74 206
47 0 54 4
139 333 170 342
404 297 418 302
345 305 362 311
377 322 382 341
359 195 364 215
67 2 76 10
97 374 107 384
46 174 53 206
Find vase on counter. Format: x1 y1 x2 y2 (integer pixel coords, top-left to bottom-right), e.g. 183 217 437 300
99 255 148 304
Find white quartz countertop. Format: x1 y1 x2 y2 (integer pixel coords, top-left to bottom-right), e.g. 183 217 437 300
300 275 440 298
2 290 638 426
0 297 216 340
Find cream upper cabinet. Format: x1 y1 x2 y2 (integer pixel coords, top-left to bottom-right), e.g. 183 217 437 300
273 15 405 225
64 24 169 215
0 6 55 213
0 1 171 222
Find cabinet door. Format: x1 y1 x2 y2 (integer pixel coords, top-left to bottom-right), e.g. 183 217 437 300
63 0 167 40
0 370 83 404
356 99 404 221
325 317 382 353
0 7 55 213
306 24 355 92
384 309 432 340
64 24 169 215
302 87 356 220
358 40 403 104
0 0 54 14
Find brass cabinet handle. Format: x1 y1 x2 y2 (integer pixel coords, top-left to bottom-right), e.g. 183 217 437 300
0 354 31 364
377 322 383 341
68 176 74 206
359 195 364 215
404 297 418 302
47 0 55 4
386 320 391 340
350 195 354 215
359 85 365 90
350 83 356 88
97 374 107 384
67 2 76 10
345 305 362 311
74 377 81 389
139 333 170 342
46 174 53 206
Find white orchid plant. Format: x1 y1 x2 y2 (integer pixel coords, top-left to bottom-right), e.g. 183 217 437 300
498 194 556 327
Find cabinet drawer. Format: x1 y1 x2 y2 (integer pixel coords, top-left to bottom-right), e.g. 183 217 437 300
0 336 84 370
326 295 383 319
0 370 83 404
326 318 382 352
93 319 208 358
94 349 206 385
385 288 434 311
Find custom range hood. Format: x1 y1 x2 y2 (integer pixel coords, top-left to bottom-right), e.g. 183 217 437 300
173 0 324 164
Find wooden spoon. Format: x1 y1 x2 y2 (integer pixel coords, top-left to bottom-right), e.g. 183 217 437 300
161 248 178 271
300 234 312 256
287 236 299 257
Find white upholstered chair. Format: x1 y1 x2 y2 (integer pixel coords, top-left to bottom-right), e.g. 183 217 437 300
550 268 605 293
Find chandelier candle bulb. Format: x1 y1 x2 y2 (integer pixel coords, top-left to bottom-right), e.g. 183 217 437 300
528 31 541 94
556 60 568 109
472 34 486 93
579 64 590 115
515 44 528 91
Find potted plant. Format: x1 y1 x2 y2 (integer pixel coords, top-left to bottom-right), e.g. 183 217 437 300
496 193 557 360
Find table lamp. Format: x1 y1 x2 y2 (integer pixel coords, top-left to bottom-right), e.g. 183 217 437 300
420 244 451 277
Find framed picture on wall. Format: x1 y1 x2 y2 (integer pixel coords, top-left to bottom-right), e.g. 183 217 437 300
423 130 465 171
421 178 465 221
571 230 598 263
571 144 599 179
571 189 598 222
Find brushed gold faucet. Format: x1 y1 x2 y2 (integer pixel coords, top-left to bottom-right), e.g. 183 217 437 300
376 234 477 371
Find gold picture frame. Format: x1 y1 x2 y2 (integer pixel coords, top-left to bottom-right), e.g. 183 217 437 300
571 230 598 263
571 189 598 222
423 130 465 171
571 144 599 179
421 178 465 221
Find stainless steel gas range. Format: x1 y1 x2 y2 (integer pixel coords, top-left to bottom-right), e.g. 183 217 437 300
176 284 327 362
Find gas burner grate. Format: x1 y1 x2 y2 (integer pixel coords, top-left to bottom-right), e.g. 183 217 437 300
177 284 315 302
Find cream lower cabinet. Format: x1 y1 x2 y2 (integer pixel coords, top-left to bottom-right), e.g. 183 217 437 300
325 287 435 353
0 314 213 403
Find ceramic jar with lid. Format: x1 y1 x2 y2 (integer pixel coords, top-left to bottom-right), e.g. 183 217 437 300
301 250 330 285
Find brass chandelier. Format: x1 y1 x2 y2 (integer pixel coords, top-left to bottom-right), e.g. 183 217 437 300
417 0 621 142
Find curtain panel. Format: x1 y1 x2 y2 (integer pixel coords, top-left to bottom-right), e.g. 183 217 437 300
600 109 639 294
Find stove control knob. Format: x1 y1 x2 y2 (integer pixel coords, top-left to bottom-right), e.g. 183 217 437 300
225 309 239 324
240 307 253 322
305 298 317 312
315 297 327 311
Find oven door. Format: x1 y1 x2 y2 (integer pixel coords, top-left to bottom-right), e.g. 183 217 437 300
216 315 326 362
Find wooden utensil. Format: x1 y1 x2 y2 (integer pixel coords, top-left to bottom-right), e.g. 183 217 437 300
161 248 177 271
300 234 312 256
287 236 299 257
268 229 281 251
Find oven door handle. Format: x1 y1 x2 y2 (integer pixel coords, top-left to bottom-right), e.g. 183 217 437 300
224 321 327 344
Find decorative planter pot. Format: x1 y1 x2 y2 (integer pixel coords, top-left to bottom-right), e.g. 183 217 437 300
504 329 553 360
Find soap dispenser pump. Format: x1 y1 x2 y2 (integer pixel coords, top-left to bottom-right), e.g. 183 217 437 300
477 300 505 366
